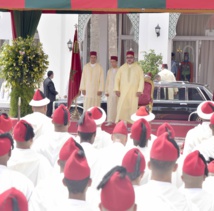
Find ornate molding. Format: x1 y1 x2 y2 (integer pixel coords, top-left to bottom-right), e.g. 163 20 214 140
169 13 181 40
127 14 140 43
78 14 92 42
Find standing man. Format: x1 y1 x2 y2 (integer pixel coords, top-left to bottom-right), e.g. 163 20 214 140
80 51 104 111
105 56 118 125
43 70 58 117
158 64 178 99
114 50 144 123
171 52 178 77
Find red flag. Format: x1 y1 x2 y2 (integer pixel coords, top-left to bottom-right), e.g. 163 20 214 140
67 29 82 109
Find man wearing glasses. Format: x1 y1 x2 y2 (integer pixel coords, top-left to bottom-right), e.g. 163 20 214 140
114 51 144 123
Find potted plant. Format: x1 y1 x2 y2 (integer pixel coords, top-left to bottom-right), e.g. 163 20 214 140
0 36 49 117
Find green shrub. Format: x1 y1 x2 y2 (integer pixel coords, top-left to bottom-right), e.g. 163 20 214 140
138 49 163 79
0 36 49 117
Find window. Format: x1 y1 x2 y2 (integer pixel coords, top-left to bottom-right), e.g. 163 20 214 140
188 88 203 101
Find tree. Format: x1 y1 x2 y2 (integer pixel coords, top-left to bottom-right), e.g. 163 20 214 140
138 49 162 79
0 36 49 117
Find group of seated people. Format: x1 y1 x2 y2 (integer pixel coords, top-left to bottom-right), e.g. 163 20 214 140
0 89 214 210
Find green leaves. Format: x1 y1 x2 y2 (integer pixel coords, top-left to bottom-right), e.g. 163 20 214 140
0 36 49 88
138 49 162 79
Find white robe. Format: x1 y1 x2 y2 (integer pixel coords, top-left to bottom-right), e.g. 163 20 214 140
22 112 54 142
0 165 34 201
50 199 93 211
203 176 214 197
29 172 67 211
158 69 177 100
183 122 212 157
79 63 104 111
80 142 99 188
92 127 112 149
136 180 197 211
179 188 214 211
8 148 52 186
93 142 126 188
193 136 214 161
31 131 74 166
105 68 118 122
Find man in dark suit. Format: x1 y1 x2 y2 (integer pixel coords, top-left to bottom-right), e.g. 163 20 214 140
43 70 58 117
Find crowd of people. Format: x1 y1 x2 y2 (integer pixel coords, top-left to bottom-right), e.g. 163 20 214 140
0 50 214 210
0 85 214 210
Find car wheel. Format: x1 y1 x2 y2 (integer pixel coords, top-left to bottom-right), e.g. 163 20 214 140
190 114 202 122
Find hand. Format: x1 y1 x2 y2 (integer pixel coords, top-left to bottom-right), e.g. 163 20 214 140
115 91 120 97
82 90 86 95
105 93 109 97
97 91 102 96
136 92 142 97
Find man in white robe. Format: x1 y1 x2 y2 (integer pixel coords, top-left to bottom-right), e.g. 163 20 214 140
158 64 178 100
0 113 13 133
32 104 74 166
8 120 52 186
0 131 34 201
77 111 99 188
29 137 79 211
93 121 128 188
105 56 118 124
22 89 54 142
79 51 104 111
87 106 112 149
180 150 214 211
114 50 144 123
97 166 137 211
52 148 92 211
136 132 196 211
183 101 214 157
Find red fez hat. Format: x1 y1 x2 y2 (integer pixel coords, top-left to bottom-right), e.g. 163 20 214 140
13 120 34 142
0 188 28 211
112 121 128 136
29 89 50 107
90 51 97 56
126 51 134 56
99 167 135 211
52 104 70 126
208 161 214 173
88 106 106 125
211 113 214 125
131 118 151 141
197 101 214 120
0 130 12 156
131 106 155 122
110 56 118 61
157 122 175 139
150 132 179 161
0 113 13 133
59 137 80 161
64 149 90 180
183 150 207 176
77 111 96 133
122 148 145 174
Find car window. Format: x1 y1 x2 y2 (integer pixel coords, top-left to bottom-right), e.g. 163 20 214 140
154 86 185 101
188 88 203 101
200 88 211 100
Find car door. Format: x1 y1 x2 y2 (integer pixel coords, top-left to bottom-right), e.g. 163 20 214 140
187 87 205 114
153 84 189 120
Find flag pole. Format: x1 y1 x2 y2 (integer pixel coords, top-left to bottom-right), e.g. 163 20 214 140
18 97 21 120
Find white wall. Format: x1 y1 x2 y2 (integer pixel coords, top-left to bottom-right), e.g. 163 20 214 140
38 14 78 98
138 13 170 65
